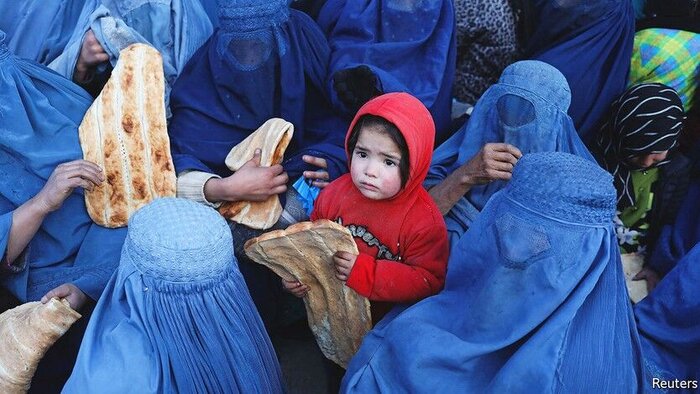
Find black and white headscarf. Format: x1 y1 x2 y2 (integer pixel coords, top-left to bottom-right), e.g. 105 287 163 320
596 83 685 209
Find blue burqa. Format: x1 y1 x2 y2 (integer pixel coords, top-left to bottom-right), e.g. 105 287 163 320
63 198 284 393
48 0 213 106
0 32 126 303
425 60 593 243
0 0 85 64
525 0 635 144
635 243 700 386
317 0 456 143
342 152 645 393
647 174 700 276
168 0 347 182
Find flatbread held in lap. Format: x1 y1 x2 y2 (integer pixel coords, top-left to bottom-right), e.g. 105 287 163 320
244 220 371 367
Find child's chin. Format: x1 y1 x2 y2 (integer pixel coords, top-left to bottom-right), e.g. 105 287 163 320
359 189 384 200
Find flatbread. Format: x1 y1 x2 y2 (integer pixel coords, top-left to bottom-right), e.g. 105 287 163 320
621 253 648 303
219 118 294 230
0 298 81 393
244 220 371 367
79 43 176 228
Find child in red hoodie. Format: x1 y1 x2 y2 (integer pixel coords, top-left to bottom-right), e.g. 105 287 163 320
284 92 449 320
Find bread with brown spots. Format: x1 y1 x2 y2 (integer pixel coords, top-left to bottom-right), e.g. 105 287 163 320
79 43 176 228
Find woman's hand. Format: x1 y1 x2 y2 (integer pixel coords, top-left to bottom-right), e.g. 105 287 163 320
35 160 104 213
458 143 522 185
74 29 109 83
41 283 88 311
204 149 288 202
302 155 330 188
428 143 521 215
282 279 309 298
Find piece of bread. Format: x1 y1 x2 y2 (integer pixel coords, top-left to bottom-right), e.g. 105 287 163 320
0 298 81 393
79 43 176 228
219 118 294 230
621 253 648 304
245 220 371 368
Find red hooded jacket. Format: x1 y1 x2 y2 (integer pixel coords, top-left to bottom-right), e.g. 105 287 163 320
311 93 448 312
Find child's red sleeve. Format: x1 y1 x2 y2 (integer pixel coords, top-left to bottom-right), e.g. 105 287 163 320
346 221 448 302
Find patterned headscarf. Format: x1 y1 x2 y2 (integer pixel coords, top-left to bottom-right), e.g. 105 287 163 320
596 83 685 209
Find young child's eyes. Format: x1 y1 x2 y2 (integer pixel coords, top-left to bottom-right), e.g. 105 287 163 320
356 151 367 158
384 159 397 167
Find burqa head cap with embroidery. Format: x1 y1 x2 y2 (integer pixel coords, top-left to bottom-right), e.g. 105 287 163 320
64 198 284 393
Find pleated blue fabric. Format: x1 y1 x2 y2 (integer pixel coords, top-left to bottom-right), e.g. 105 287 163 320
342 152 645 393
63 198 285 393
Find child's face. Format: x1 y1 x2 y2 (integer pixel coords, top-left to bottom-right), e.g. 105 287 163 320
350 126 403 200
626 150 669 169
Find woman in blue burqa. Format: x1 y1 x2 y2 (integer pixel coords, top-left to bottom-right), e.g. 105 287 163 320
426 60 592 245
167 0 347 329
342 151 700 392
343 152 645 392
64 198 285 393
316 0 456 143
522 0 635 144
45 0 213 102
0 31 127 391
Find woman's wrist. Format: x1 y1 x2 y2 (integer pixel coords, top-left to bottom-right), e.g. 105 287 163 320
203 177 224 202
26 195 54 217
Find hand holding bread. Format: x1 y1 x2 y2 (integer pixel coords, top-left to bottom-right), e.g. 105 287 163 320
34 160 104 213
204 149 288 203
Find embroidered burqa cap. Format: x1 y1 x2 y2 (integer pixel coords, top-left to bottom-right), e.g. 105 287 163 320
64 198 284 393
342 152 644 393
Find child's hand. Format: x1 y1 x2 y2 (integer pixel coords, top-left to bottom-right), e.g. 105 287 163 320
41 283 88 311
34 160 104 213
302 155 330 188
633 267 660 293
333 251 357 281
74 29 109 83
282 279 309 298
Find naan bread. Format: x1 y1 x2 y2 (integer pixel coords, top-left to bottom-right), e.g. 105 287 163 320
79 43 176 228
219 118 294 230
621 253 648 303
0 298 81 393
244 220 371 367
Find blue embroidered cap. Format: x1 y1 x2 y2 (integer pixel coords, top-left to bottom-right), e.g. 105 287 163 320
64 198 285 393
505 152 616 225
218 0 289 33
121 197 233 282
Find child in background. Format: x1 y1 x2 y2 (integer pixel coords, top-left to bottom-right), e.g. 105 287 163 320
284 92 449 322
